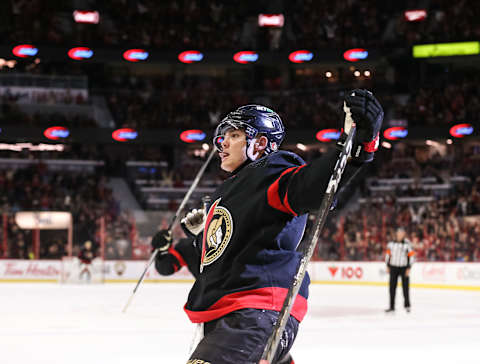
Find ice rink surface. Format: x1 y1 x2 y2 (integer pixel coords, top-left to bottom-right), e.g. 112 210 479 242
1 282 479 364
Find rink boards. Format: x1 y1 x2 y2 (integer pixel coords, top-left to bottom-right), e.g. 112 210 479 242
0 259 479 290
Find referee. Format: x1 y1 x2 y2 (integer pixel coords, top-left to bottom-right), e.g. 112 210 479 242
385 227 415 313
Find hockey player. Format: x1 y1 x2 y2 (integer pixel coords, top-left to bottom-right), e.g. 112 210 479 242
78 240 95 282
152 89 384 364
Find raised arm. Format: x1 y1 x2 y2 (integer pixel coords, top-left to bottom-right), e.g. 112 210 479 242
267 89 384 216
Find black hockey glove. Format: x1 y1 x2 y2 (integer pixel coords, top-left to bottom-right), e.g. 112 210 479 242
341 89 384 163
151 229 172 254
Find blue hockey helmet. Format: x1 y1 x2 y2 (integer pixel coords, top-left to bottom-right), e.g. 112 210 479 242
213 104 285 157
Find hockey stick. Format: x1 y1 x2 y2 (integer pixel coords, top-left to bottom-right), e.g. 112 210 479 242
260 104 355 363
122 147 216 313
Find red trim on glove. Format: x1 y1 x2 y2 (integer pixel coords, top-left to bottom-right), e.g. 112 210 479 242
363 133 379 152
168 246 187 268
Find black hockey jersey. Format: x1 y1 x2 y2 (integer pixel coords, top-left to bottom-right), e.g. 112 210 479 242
78 248 94 264
156 148 357 324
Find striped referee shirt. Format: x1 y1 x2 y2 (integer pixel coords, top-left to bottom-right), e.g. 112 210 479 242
385 239 415 268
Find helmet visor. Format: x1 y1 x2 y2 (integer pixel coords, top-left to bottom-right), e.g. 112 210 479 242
213 119 248 152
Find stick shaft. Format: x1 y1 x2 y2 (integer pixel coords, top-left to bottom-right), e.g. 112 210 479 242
122 248 159 313
167 148 216 232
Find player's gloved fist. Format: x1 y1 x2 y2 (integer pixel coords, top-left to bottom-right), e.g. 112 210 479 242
181 208 205 239
343 89 384 163
151 229 172 253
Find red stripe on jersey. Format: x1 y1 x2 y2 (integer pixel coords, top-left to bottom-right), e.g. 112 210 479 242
267 167 300 215
184 287 308 323
201 199 220 266
282 164 307 217
168 246 187 268
282 194 297 216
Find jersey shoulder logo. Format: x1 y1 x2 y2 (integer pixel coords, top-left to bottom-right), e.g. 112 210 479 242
200 198 233 271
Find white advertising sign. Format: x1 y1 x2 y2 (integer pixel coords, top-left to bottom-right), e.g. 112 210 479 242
0 260 61 280
307 262 480 288
309 261 387 283
102 260 194 281
0 260 478 289
15 211 72 229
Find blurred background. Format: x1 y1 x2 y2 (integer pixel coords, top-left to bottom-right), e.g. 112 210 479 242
0 0 479 267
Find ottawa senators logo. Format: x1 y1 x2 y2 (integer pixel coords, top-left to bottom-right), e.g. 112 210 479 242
187 360 211 364
200 198 233 271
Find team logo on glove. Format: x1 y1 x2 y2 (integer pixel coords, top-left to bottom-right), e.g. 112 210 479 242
201 198 233 270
